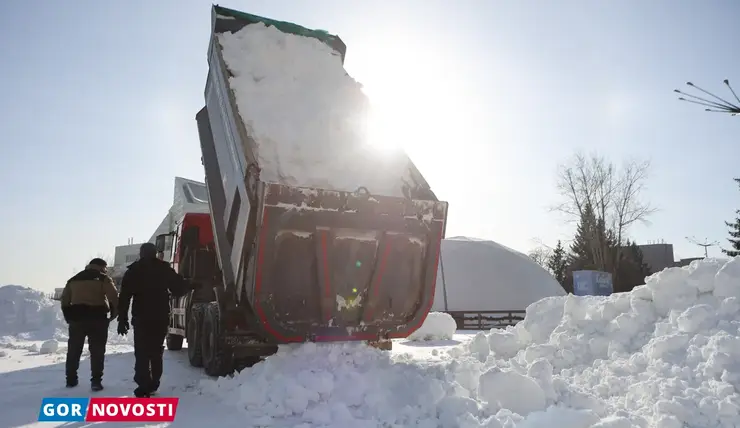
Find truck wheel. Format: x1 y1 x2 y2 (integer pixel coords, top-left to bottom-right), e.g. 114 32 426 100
201 303 234 377
166 334 184 351
187 303 207 367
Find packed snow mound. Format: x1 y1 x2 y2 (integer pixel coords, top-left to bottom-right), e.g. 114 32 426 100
0 285 132 345
433 237 566 312
202 257 740 428
0 285 64 340
218 23 416 197
202 341 602 427
39 339 59 354
448 256 740 427
407 312 457 341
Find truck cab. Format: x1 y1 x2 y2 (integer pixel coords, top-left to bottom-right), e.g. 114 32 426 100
155 213 219 349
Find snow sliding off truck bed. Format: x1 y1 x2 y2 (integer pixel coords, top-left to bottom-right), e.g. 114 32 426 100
163 5 448 376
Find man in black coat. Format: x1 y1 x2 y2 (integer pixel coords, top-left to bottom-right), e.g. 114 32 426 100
117 243 190 397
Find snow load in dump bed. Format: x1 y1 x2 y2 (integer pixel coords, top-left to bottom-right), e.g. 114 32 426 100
201 5 448 342
210 5 435 199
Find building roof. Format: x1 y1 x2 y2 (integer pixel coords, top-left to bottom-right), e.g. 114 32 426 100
432 237 566 312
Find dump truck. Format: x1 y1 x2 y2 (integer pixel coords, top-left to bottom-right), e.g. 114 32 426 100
158 5 449 377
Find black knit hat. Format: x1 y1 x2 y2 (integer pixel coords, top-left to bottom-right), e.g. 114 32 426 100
140 242 158 259
89 258 108 268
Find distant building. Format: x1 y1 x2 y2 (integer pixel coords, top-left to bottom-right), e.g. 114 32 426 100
633 243 704 273
109 243 143 290
673 257 703 268
637 243 676 274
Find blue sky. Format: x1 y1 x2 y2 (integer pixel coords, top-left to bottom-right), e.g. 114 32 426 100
0 1 738 291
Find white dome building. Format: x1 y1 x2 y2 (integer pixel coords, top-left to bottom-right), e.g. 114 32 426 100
432 236 566 313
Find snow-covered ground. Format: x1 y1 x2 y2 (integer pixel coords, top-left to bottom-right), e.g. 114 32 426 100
2 256 740 427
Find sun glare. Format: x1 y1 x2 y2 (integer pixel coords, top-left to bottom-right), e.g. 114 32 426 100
364 106 405 154
351 34 476 171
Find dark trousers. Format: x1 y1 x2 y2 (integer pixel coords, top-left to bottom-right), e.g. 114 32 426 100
132 322 168 390
65 319 109 382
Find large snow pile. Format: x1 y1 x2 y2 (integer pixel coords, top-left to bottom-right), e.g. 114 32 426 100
0 285 64 340
0 285 131 345
433 237 566 312
218 23 414 197
407 312 457 341
202 257 740 428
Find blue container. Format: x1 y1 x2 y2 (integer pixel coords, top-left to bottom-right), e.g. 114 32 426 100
573 270 613 296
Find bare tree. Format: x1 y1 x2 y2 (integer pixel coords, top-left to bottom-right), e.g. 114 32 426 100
72 253 115 274
528 246 552 270
553 152 656 283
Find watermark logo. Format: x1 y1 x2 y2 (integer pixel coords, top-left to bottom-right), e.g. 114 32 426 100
38 397 179 422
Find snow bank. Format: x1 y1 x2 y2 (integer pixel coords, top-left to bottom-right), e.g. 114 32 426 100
203 257 740 428
433 237 566 312
407 312 457 341
218 23 415 197
0 285 132 346
0 285 64 340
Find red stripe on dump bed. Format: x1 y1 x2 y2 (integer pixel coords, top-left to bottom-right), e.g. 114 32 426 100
321 230 332 322
254 208 301 342
387 227 444 339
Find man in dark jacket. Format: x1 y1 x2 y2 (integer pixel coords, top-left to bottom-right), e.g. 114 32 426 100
117 243 190 397
61 258 119 391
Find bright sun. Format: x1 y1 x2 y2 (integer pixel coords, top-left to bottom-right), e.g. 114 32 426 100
364 105 405 153
351 35 473 165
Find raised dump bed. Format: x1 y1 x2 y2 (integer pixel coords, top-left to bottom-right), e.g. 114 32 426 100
165 5 449 376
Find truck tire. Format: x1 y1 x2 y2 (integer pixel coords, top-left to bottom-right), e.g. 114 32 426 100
201 302 234 377
187 303 208 367
166 333 184 351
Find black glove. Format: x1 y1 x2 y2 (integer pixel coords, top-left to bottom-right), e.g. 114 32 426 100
117 319 130 336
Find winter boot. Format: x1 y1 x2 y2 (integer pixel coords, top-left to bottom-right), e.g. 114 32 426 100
66 378 78 388
91 380 104 392
133 386 151 398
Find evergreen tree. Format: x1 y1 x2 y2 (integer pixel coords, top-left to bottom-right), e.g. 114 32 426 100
568 203 597 270
565 203 628 293
547 240 567 286
564 204 599 294
630 242 652 278
615 240 651 293
723 178 740 257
